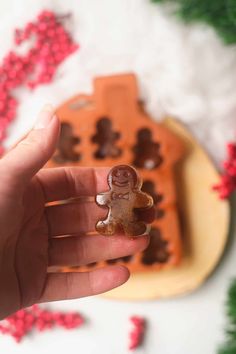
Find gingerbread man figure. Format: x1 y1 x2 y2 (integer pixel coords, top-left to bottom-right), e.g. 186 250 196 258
95 165 153 236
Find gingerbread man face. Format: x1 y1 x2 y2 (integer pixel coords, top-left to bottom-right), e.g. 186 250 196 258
108 165 139 190
96 165 154 236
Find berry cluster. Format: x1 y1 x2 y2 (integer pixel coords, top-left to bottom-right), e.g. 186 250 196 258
0 305 84 343
213 142 236 199
128 316 146 351
0 10 78 155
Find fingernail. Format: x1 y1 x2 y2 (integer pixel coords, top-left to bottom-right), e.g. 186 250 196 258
34 104 55 130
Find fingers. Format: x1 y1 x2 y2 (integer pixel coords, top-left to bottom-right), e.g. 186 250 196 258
48 234 149 267
0 105 60 191
45 201 106 237
45 201 155 238
37 167 109 203
39 266 129 302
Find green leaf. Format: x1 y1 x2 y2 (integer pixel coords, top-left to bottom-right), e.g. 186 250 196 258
217 280 236 353
218 342 236 354
151 0 236 45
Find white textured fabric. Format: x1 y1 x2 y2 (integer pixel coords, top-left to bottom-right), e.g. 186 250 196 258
1 0 236 165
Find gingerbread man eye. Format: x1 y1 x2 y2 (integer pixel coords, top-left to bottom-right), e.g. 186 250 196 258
123 171 130 178
115 170 121 177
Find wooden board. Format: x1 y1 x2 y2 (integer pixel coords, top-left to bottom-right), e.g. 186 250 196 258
102 118 230 300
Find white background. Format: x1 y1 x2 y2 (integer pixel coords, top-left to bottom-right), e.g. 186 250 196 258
0 1 236 353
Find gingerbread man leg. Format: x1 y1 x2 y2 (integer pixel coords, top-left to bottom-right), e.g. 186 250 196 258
123 221 148 236
96 218 117 236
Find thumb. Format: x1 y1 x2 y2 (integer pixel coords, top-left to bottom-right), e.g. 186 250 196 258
0 105 60 190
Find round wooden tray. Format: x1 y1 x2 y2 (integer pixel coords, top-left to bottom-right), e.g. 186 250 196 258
102 118 230 300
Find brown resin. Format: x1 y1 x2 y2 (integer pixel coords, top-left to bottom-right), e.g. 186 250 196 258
96 165 153 236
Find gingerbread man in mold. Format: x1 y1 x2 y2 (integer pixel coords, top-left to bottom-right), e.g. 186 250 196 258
96 165 153 236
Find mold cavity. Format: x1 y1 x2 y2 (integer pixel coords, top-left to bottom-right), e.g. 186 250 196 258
132 128 163 169
91 117 122 159
142 180 165 219
141 227 169 265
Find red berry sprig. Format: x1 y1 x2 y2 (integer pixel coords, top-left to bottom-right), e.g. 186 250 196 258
213 142 236 199
0 9 78 155
128 316 146 351
0 305 84 343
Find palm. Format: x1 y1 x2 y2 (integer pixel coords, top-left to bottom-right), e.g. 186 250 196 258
1 167 148 318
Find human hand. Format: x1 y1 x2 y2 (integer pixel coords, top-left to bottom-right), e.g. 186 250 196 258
0 105 149 319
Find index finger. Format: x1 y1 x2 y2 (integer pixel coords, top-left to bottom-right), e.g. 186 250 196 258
36 167 109 203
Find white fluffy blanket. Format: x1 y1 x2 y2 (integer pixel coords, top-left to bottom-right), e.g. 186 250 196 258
1 0 236 165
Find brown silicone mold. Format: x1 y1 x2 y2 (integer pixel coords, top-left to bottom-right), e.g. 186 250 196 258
46 73 185 272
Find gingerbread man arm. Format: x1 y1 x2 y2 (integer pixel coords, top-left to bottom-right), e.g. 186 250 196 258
133 191 153 209
96 191 111 206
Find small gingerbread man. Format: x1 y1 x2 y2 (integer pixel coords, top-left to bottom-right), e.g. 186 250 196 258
95 165 153 236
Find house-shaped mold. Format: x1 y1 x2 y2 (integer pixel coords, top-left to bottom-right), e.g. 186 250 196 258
46 73 185 272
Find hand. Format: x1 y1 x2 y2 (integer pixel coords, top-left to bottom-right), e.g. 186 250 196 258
0 106 149 319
